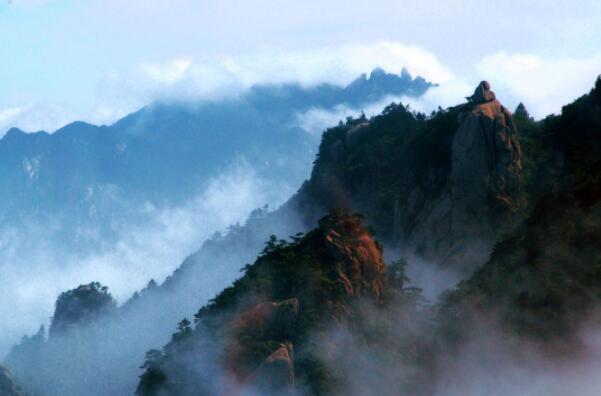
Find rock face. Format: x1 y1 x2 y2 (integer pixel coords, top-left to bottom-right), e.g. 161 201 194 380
247 343 295 395
0 365 27 396
136 211 393 396
320 212 388 300
406 81 522 272
222 299 299 395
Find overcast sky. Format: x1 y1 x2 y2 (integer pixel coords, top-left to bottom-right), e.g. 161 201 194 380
1 0 600 132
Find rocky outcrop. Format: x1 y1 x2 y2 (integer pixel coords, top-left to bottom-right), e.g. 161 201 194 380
49 282 117 337
0 365 27 396
137 211 397 395
405 81 523 272
232 299 300 341
224 299 299 391
247 343 295 395
320 212 388 300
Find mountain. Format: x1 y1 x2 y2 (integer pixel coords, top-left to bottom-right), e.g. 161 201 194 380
10 77 601 395
4 79 525 396
136 210 430 396
0 68 433 358
292 80 524 273
0 68 432 238
132 79 601 395
439 77 601 342
1 69 434 395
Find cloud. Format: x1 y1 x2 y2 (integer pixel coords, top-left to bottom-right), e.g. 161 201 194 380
0 104 79 135
294 95 408 135
0 159 294 357
136 40 452 93
1 40 453 133
401 78 474 113
475 51 601 118
293 78 477 137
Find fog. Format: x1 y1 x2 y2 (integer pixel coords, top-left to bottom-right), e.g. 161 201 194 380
0 159 295 357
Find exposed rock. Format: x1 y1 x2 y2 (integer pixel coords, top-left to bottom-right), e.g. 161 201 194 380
218 212 387 393
466 80 496 103
233 299 300 341
406 81 523 272
319 211 388 300
246 343 295 395
224 299 299 387
0 365 27 396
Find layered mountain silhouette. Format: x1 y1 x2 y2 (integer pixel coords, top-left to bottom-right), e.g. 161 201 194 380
0 68 431 244
6 76 601 396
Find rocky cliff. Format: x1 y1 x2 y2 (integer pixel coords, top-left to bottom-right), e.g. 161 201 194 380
405 81 523 271
297 81 523 273
439 77 601 343
136 210 428 396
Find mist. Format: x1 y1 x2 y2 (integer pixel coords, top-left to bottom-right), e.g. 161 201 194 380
0 159 294 357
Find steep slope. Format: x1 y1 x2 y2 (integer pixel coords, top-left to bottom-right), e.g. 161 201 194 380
0 68 433 359
5 284 119 396
135 79 601 396
136 210 431 396
295 81 524 273
439 77 601 343
405 81 523 271
5 80 532 396
0 69 432 233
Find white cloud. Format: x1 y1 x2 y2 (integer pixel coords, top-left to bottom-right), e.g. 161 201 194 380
101 40 452 109
476 51 601 118
1 40 453 133
294 92 449 136
0 159 294 356
140 58 192 84
401 78 474 114
0 104 79 135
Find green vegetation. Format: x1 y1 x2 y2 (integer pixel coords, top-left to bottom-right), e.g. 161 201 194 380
439 78 601 342
136 210 430 395
303 103 462 239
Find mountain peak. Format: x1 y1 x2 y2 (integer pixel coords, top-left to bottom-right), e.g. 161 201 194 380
466 80 496 104
401 66 412 80
3 127 26 140
368 67 387 79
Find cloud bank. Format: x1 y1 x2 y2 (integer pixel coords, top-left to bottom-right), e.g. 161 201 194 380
2 38 600 134
1 40 453 134
0 159 294 357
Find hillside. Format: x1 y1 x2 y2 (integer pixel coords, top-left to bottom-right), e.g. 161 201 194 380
0 68 433 359
132 79 601 396
5 78 583 396
0 68 431 232
136 210 432 396
440 77 601 343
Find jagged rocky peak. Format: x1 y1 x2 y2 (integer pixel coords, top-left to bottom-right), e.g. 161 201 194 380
319 210 388 299
454 80 522 209
136 210 392 395
406 80 523 272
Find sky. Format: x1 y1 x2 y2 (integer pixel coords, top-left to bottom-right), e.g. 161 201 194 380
1 0 601 132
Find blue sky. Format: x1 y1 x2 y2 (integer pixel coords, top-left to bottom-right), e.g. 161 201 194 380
1 0 601 132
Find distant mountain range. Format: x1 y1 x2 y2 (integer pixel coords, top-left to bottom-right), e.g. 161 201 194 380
0 67 433 362
0 68 432 243
8 76 601 396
